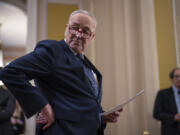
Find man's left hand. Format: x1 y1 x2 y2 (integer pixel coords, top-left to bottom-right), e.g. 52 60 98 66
102 109 123 123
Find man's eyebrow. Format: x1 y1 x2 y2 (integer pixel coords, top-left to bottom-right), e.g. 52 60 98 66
71 23 79 26
71 22 91 31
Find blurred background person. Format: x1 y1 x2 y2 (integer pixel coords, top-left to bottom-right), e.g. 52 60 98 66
11 100 25 135
0 68 16 135
153 68 180 135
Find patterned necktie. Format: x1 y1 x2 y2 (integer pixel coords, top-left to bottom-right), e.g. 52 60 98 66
76 53 98 97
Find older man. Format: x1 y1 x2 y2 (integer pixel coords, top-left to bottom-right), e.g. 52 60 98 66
154 68 180 135
0 10 122 135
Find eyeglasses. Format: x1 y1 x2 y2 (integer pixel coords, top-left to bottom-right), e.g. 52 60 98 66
174 75 180 78
68 25 92 39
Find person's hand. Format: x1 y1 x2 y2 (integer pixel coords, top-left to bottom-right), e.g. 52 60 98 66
174 113 180 121
36 112 48 124
36 104 55 130
102 108 123 123
11 116 17 124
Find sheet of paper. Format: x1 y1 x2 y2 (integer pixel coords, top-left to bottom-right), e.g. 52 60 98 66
101 89 145 116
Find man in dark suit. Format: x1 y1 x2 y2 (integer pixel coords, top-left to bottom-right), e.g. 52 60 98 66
153 68 180 135
0 10 122 135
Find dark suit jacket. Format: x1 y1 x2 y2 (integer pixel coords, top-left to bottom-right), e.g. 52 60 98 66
0 40 104 135
153 87 180 135
0 87 15 135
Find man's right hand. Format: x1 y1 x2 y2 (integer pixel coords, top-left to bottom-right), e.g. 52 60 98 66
36 104 55 130
174 113 180 121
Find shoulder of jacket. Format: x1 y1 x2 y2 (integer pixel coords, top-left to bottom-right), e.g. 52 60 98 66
158 87 172 94
35 40 61 48
34 40 65 54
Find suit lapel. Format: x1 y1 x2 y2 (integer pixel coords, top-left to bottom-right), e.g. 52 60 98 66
60 40 102 100
169 87 178 114
61 41 97 98
63 42 85 80
84 56 102 99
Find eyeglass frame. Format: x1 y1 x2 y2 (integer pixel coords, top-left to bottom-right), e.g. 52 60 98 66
68 24 93 39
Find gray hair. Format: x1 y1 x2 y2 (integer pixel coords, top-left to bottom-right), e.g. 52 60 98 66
68 9 97 32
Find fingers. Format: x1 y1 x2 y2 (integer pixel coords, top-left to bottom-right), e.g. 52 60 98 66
107 115 118 123
174 113 180 121
37 104 55 130
108 116 118 123
110 114 119 122
102 114 118 123
42 115 55 130
103 109 123 123
118 108 123 112
36 113 47 124
114 111 120 116
42 121 53 130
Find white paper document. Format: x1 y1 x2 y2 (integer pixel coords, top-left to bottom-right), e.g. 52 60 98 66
101 89 145 116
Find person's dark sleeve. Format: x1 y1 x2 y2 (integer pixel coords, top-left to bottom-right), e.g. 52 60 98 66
0 40 57 118
101 113 107 129
153 91 176 125
0 90 15 121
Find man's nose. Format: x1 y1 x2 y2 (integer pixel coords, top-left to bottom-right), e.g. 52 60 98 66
75 28 84 37
75 30 84 38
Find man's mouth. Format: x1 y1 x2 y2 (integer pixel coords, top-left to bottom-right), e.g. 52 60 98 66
71 40 82 45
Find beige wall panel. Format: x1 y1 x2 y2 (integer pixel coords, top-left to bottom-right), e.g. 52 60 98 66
155 0 177 89
173 0 180 66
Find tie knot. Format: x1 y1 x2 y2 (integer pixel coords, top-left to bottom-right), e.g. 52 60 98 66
76 53 84 60
76 54 91 69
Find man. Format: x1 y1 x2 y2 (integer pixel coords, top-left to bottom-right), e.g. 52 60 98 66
0 10 122 135
153 68 180 135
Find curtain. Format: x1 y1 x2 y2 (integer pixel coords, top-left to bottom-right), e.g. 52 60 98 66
83 0 161 134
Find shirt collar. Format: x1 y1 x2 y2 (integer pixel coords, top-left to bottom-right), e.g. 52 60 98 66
172 85 180 94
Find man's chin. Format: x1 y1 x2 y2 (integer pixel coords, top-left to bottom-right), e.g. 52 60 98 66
70 45 83 53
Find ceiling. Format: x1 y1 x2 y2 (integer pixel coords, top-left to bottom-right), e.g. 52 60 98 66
0 0 27 47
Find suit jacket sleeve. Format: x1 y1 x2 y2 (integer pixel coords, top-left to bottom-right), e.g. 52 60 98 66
153 90 176 125
0 40 57 118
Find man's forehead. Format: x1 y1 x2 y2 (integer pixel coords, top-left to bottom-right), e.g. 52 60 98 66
69 13 93 26
174 69 180 74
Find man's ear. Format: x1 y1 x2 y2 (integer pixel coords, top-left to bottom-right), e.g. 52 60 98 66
64 24 69 37
90 33 95 40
